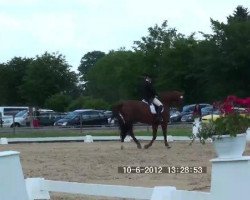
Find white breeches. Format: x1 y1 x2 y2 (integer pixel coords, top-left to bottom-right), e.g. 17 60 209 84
153 98 163 107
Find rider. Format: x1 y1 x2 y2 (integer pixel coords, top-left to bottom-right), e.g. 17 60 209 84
141 74 163 122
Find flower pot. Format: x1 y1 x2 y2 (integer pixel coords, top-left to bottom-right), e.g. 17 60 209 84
212 133 247 159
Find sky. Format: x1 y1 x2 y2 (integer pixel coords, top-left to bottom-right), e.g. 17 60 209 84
0 0 249 72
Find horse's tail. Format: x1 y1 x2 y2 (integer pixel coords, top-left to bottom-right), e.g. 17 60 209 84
112 103 131 139
112 103 126 125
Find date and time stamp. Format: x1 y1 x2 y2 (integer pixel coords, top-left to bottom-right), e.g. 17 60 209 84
118 166 207 174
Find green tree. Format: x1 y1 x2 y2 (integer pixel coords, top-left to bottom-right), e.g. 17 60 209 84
207 5 250 98
0 57 32 105
158 35 198 102
44 93 72 112
133 20 183 78
85 50 145 103
19 52 78 107
67 96 109 110
78 51 106 81
227 5 250 23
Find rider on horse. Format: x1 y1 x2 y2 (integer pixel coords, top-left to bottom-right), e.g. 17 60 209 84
141 74 163 122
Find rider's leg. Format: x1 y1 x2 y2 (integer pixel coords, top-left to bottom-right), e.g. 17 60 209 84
153 98 163 121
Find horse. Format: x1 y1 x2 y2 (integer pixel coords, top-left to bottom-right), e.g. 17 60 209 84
112 91 184 149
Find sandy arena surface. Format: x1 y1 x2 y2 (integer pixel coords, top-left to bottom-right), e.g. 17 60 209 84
1 140 250 200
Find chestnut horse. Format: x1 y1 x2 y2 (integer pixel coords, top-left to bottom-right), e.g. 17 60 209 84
112 91 183 149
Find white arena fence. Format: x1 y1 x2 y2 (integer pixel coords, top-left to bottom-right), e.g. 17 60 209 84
1 148 250 200
25 178 210 200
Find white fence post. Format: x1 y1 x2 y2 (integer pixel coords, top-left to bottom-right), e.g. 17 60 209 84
0 151 29 200
150 186 176 200
25 178 50 200
84 135 93 143
0 137 8 144
210 156 250 200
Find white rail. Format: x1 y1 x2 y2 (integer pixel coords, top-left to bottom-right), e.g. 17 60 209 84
25 178 210 200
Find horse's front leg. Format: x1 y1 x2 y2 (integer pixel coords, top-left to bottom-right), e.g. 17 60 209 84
144 124 158 149
162 123 171 148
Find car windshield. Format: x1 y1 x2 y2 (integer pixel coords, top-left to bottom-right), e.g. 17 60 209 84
214 110 222 114
15 110 28 117
64 112 78 119
182 105 195 112
201 106 211 111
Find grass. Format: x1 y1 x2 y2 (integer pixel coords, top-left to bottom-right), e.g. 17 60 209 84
0 126 192 138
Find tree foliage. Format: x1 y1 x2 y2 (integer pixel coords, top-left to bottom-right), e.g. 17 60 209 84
85 50 145 103
19 52 78 107
0 57 32 105
78 51 106 81
206 5 250 99
67 96 109 111
44 93 72 112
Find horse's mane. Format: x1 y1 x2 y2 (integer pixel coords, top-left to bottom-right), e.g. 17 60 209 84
158 90 184 107
159 90 183 96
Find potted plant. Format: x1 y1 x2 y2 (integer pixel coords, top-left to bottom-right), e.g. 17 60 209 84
197 96 250 158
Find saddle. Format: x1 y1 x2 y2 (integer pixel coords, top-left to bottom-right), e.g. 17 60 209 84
142 100 163 114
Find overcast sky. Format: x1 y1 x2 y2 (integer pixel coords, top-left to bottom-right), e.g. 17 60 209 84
0 0 249 71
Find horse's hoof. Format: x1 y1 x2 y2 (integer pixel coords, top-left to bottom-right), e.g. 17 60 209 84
137 144 142 149
121 145 124 150
144 145 149 149
166 145 171 149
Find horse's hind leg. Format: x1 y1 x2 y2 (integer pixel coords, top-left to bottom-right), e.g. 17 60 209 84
120 124 128 150
120 132 126 150
144 124 158 149
162 123 171 148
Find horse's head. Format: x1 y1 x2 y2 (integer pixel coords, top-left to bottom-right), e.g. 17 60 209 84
159 91 184 108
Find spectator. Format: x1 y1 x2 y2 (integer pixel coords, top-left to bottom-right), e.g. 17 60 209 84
33 107 40 127
193 104 202 121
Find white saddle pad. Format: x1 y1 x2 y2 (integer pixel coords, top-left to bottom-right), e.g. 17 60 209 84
142 100 161 114
149 104 157 114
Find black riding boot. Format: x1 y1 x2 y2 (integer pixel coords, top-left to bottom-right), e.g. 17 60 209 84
156 105 163 122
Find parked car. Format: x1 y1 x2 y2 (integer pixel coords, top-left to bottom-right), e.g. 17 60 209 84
0 106 29 127
1 109 29 128
201 106 219 116
180 113 194 122
201 107 249 123
96 110 113 123
169 108 181 123
38 112 67 126
180 103 211 122
101 110 119 125
54 109 109 127
201 111 221 123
